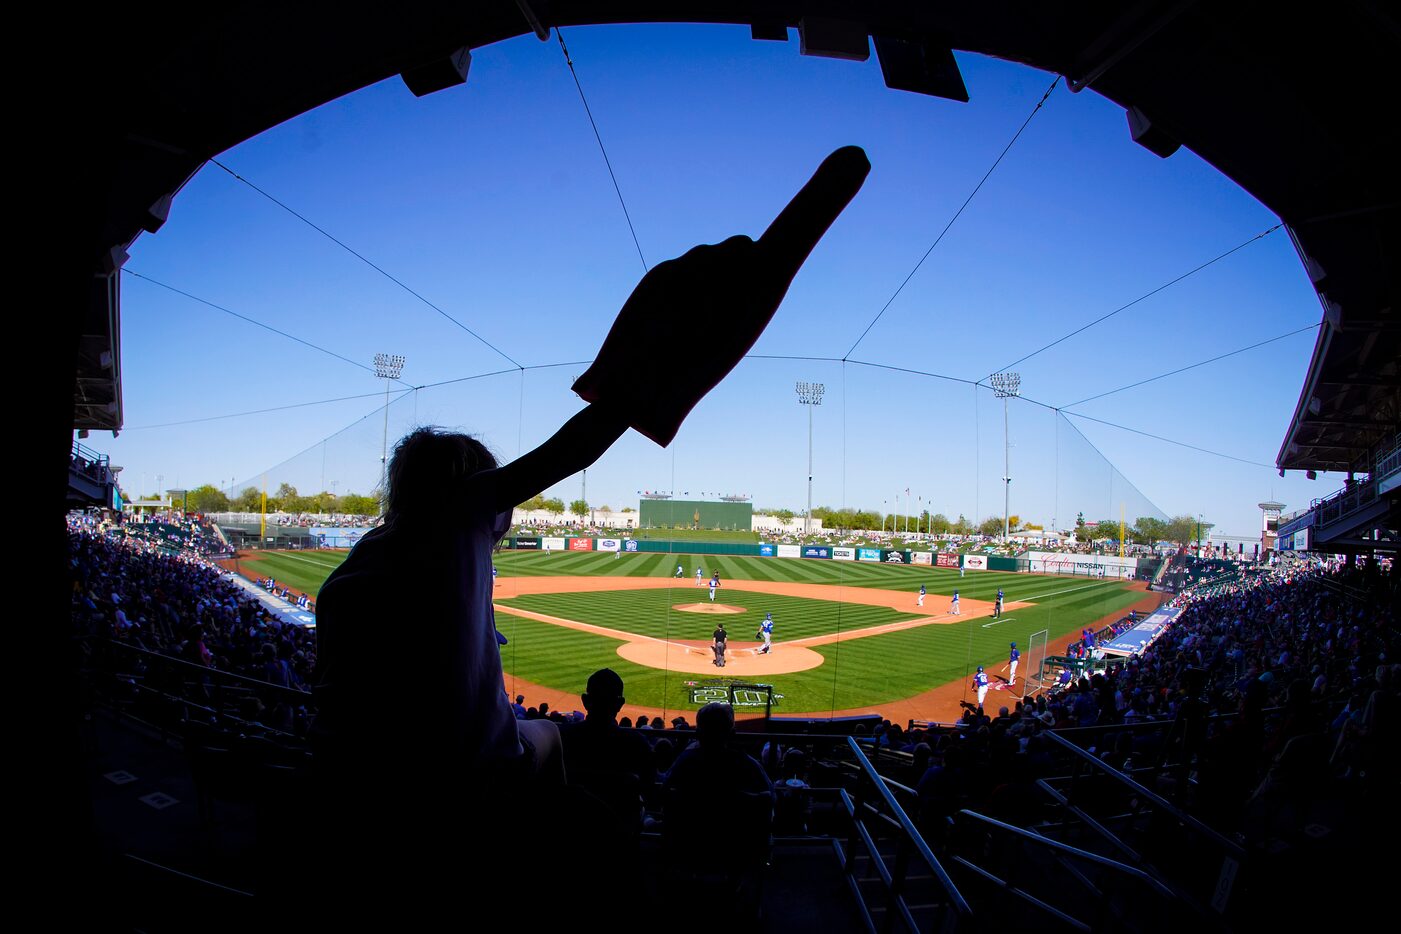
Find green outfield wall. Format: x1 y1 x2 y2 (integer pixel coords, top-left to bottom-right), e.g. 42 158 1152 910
638 499 753 531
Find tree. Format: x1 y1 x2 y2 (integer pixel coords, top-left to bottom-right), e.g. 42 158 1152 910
977 516 1004 537
568 499 589 518
774 509 795 523
1007 514 1022 532
929 513 951 534
340 493 380 516
1133 516 1168 544
952 515 972 536
620 506 635 513
542 497 565 516
1164 515 1200 544
234 486 262 512
185 484 230 514
518 494 547 511
813 505 882 532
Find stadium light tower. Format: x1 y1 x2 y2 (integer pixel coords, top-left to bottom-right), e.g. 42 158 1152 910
990 372 1021 542
375 353 406 498
795 381 825 540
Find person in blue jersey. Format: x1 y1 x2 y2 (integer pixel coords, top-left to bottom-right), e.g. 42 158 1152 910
492 564 498 586
950 589 961 616
709 571 721 603
757 612 774 654
972 666 989 709
917 583 926 606
675 563 684 578
1007 642 1020 686
994 588 1004 618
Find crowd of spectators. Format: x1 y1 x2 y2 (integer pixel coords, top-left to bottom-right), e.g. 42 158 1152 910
1030 559 1397 828
75 497 1395 902
267 512 377 528
118 513 230 557
70 517 316 731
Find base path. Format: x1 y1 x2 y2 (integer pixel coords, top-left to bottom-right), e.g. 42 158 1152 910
493 575 1015 676
812 585 1169 725
500 588 1167 726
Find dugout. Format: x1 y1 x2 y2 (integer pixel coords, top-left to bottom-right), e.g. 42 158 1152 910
639 498 752 531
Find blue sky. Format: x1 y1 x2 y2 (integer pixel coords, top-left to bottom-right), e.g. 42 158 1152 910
107 23 1329 536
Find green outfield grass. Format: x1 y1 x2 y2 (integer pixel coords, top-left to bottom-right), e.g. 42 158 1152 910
493 549 1043 598
236 550 345 597
498 575 1145 713
498 588 924 641
244 546 1149 713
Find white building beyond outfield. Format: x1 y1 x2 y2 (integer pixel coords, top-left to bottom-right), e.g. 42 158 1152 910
510 509 822 534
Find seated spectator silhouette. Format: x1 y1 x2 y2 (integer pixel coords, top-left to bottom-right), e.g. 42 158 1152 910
305 146 869 919
558 667 656 830
662 702 774 918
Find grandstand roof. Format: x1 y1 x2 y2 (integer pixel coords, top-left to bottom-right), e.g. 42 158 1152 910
77 1 1398 454
1275 313 1400 474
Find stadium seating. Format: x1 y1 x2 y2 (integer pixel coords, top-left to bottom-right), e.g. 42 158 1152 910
74 512 1396 930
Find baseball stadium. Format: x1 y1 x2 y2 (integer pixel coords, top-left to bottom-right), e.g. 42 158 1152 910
52 5 1397 933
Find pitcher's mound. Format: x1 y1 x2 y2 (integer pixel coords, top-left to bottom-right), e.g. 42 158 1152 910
673 602 747 614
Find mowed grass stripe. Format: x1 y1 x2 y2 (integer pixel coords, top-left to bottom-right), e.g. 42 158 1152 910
294 548 1128 601
500 589 917 642
499 582 1148 712
239 552 342 597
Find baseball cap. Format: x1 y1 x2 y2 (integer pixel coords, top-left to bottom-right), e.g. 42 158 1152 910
977 666 984 672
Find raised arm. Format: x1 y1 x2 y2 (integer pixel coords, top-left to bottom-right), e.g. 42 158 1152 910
473 146 869 514
470 401 629 515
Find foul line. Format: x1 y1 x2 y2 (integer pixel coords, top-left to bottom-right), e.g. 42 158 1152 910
243 550 346 570
1012 581 1113 602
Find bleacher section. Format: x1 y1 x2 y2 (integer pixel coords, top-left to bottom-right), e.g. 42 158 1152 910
74 515 1397 930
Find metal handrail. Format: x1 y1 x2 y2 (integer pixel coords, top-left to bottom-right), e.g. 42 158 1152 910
1034 779 1144 865
845 735 972 918
953 810 1174 898
104 639 312 704
1043 731 1244 859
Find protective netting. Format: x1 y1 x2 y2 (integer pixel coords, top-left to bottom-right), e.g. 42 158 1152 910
215 353 1167 722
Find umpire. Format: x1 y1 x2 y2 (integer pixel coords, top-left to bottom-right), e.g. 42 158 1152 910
713 623 728 667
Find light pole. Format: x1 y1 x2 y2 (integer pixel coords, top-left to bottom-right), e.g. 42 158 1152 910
796 381 825 540
990 372 1021 543
375 353 406 498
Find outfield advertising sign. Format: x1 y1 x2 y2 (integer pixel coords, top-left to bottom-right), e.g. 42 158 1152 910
777 544 802 558
567 538 593 551
910 551 932 565
759 543 776 557
858 548 882 562
624 539 639 552
832 546 857 561
881 549 911 564
596 538 621 552
936 553 960 568
541 537 566 551
514 536 540 550
802 545 832 559
962 554 988 570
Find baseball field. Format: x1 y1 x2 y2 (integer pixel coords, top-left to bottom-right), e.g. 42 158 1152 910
233 547 1163 723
